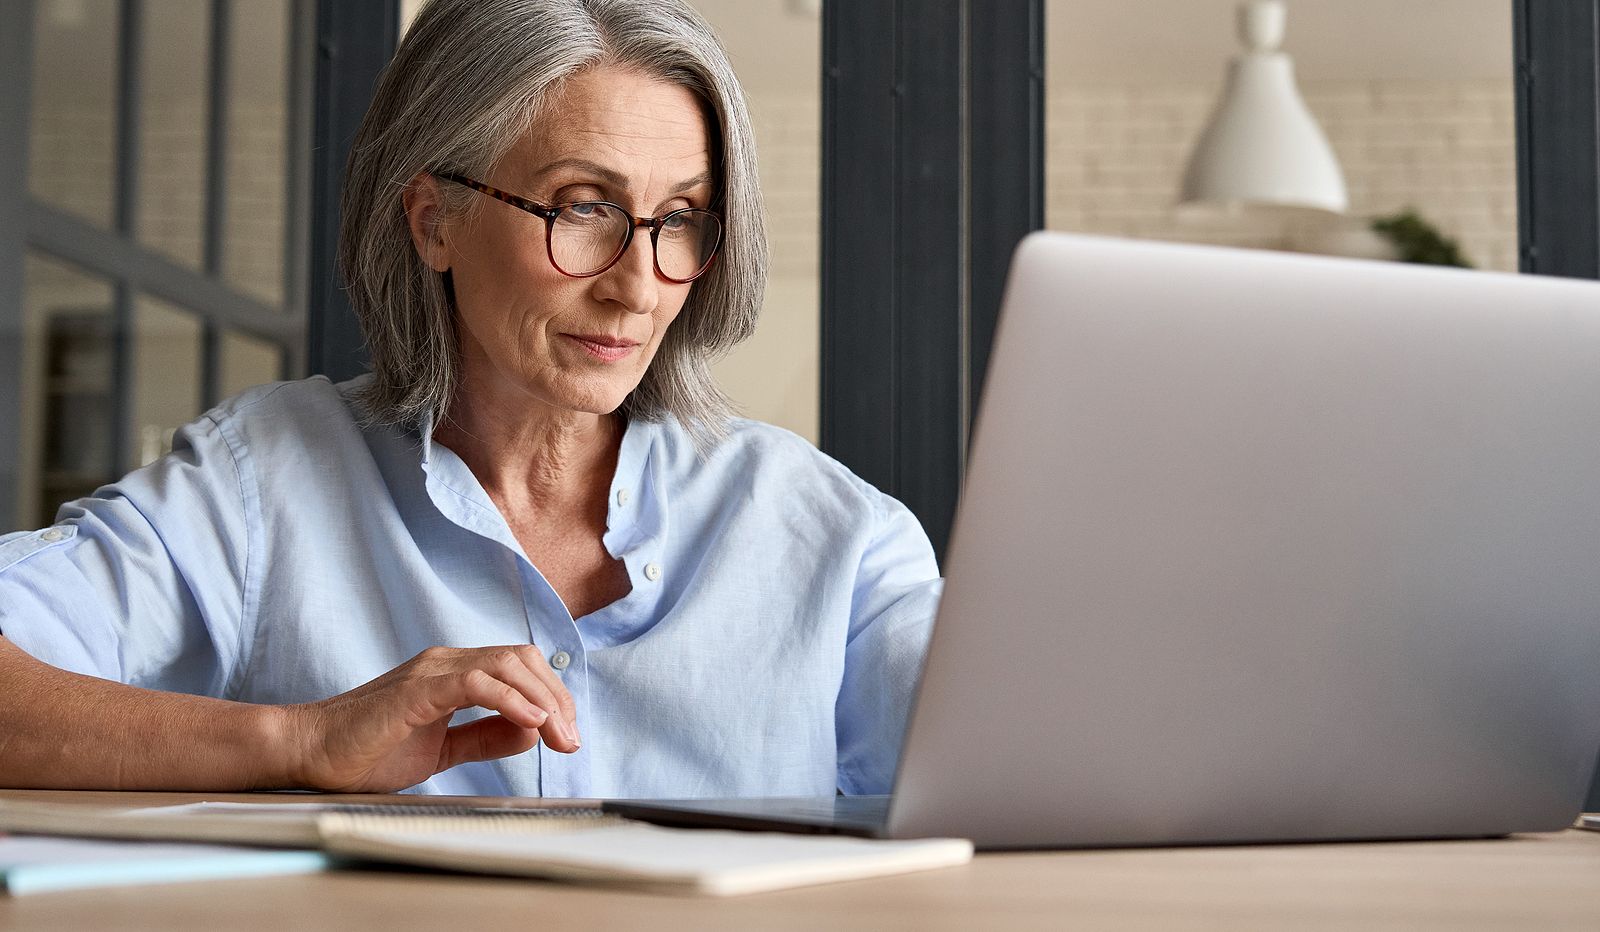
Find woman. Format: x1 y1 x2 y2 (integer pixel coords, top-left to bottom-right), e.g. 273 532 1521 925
0 0 940 798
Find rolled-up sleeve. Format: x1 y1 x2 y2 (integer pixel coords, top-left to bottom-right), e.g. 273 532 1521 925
0 412 252 698
835 491 943 795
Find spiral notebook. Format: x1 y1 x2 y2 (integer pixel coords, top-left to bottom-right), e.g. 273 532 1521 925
316 811 971 896
0 799 971 896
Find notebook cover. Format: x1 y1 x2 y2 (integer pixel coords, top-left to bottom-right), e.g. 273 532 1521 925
317 815 973 896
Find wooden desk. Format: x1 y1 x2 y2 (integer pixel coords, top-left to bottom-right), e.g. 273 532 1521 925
2 790 1597 931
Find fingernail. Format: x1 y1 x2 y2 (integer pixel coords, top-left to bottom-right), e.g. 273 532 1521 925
531 707 549 725
564 721 580 746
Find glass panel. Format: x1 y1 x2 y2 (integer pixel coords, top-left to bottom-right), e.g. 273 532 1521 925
219 329 284 399
136 0 212 269
223 0 292 306
20 254 117 529
28 0 121 230
691 0 821 443
130 296 203 469
1046 0 1516 271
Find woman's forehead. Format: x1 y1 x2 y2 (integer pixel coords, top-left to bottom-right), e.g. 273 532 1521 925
502 67 712 191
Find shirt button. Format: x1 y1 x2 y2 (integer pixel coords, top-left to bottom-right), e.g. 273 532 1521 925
40 528 66 543
550 651 571 671
616 488 630 507
644 562 662 582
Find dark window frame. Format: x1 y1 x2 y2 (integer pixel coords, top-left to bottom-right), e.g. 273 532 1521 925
0 0 312 531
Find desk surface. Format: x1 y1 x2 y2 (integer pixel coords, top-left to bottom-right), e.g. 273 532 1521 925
1 790 1597 931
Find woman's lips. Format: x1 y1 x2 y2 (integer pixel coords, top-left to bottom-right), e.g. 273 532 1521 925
564 334 639 362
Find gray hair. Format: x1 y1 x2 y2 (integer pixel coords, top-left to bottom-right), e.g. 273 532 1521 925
338 0 767 446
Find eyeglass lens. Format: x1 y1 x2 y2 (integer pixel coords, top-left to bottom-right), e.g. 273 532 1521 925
551 204 721 281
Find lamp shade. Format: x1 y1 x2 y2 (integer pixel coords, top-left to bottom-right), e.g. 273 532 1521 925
1179 1 1347 213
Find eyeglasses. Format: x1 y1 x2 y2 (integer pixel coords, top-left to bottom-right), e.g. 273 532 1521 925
434 172 723 283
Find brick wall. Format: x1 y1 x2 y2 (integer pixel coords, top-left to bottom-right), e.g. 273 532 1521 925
1047 79 1518 271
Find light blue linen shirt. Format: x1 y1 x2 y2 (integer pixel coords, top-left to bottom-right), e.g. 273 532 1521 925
0 375 942 798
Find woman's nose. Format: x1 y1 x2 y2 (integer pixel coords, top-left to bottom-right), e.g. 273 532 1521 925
593 230 659 314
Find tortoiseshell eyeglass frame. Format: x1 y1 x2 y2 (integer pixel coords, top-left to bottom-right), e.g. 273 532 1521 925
432 171 723 283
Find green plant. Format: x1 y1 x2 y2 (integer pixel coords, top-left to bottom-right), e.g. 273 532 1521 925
1369 210 1474 268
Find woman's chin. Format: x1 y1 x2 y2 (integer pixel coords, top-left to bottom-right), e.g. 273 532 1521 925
540 378 638 417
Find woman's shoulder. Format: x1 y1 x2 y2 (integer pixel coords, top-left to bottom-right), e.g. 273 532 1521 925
208 374 364 425
651 415 892 515
650 414 839 472
203 374 382 451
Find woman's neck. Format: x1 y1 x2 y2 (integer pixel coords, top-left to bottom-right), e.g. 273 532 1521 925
432 377 623 522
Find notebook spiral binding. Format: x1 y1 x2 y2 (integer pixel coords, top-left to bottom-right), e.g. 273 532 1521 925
317 806 624 837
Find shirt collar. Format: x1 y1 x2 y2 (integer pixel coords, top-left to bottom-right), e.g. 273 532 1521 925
414 406 521 555
603 415 662 558
413 407 662 560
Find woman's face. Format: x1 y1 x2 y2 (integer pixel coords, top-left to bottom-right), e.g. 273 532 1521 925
427 66 714 418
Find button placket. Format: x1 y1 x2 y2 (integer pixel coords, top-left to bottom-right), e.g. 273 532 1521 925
512 556 591 794
537 652 590 796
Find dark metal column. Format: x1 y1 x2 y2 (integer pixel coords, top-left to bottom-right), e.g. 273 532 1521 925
821 0 1043 561
967 0 1045 424
0 0 37 529
283 0 316 377
110 0 144 477
307 0 398 383
200 0 233 408
821 1 901 501
1514 0 1600 811
821 0 965 562
1515 0 1600 280
889 0 965 560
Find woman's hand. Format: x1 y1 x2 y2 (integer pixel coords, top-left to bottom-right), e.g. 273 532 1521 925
281 645 580 793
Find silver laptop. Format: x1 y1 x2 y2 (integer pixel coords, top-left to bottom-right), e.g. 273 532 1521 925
606 233 1600 849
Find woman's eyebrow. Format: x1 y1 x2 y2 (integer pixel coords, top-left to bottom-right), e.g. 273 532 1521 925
529 158 713 197
530 158 629 189
668 171 714 195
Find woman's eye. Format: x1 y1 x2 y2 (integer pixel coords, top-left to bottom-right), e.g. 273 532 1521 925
569 202 602 217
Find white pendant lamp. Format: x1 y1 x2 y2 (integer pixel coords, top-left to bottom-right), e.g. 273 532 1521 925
1178 1 1348 213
